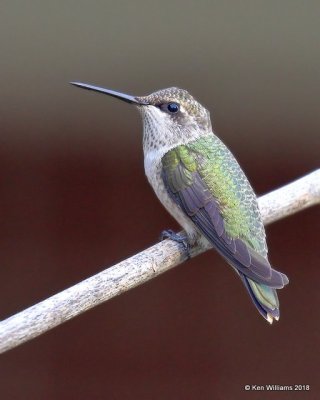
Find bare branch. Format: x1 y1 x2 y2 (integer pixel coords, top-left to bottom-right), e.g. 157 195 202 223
0 169 319 354
258 170 320 225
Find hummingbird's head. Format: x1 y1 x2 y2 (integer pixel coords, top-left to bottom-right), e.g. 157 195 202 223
70 82 212 153
135 87 212 152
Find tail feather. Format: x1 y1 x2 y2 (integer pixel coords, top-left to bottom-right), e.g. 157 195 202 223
239 273 283 323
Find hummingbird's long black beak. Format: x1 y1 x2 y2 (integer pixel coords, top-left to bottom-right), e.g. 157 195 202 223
70 82 148 105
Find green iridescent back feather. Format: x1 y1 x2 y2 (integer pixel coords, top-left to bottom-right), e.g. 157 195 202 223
163 134 267 257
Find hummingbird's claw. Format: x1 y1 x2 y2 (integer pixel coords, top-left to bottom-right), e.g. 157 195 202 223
160 229 191 259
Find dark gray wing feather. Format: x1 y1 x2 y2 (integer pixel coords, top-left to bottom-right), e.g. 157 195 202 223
162 163 288 289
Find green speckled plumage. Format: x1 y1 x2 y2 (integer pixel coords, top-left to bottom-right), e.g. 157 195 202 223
163 135 267 256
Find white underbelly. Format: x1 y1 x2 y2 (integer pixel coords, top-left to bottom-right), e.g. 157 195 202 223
144 152 200 242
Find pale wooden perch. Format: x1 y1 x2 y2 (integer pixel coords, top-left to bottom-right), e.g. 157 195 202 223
0 169 319 354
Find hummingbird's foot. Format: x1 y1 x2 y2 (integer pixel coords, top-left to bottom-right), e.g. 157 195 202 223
160 229 191 259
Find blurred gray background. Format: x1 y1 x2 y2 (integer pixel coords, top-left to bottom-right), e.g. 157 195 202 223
0 1 319 399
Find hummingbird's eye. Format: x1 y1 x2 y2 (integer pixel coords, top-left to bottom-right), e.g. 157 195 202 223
166 102 180 113
158 102 180 114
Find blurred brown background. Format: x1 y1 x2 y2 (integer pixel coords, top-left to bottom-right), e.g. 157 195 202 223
0 1 319 399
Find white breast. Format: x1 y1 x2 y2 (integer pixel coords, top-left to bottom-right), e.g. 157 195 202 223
144 149 200 243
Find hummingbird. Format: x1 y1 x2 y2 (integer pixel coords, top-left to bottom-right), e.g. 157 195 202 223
71 82 289 324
